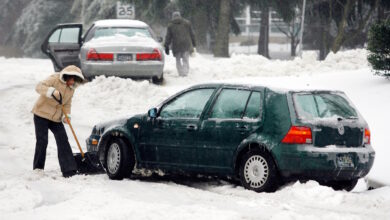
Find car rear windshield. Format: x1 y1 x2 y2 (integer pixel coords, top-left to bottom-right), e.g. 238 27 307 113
293 92 358 120
93 27 151 39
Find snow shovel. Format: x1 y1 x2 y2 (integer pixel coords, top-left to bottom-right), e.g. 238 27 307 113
52 93 104 174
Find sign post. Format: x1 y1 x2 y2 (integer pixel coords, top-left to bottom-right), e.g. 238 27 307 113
116 2 135 19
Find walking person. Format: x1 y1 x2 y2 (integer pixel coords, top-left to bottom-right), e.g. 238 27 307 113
164 11 196 76
31 65 84 178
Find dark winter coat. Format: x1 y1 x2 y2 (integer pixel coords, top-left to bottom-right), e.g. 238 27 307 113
164 18 196 56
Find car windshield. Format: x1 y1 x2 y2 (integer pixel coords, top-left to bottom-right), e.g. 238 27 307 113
93 27 151 39
293 92 358 120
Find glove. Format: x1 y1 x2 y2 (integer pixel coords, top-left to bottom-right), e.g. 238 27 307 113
62 114 71 124
165 47 169 55
191 47 196 57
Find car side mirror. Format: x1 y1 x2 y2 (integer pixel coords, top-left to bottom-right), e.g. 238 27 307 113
157 37 163 43
148 108 157 118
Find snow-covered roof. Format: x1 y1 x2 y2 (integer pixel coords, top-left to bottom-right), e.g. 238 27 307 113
94 19 149 28
187 82 340 94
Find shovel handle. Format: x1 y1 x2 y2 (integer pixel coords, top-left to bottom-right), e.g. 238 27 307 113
61 106 85 158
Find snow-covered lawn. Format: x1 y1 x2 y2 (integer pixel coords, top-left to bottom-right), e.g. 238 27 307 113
0 50 389 219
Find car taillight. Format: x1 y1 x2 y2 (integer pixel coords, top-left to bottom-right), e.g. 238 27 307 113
136 48 162 61
86 48 113 61
281 126 312 144
364 128 371 144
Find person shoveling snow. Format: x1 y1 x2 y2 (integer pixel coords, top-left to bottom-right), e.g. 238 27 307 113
31 65 84 178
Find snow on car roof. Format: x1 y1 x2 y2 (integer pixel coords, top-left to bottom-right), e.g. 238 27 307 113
94 19 149 28
188 83 339 94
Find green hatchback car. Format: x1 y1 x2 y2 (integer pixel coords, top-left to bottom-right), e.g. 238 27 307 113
86 83 375 192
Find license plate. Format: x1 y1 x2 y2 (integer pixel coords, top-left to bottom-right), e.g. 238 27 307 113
117 54 133 61
337 155 354 168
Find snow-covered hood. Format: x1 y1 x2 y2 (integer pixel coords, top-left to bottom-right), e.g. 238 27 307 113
93 114 144 136
93 117 129 135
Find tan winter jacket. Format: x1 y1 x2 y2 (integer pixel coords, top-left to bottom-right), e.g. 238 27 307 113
31 65 84 122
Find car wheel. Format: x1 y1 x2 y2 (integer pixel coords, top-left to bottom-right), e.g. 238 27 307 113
239 149 279 192
327 179 358 191
152 74 164 85
106 138 135 180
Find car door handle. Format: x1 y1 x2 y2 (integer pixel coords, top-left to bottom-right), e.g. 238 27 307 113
237 125 249 130
236 125 249 133
186 124 197 131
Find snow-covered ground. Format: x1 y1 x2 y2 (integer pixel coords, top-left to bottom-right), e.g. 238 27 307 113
0 49 390 219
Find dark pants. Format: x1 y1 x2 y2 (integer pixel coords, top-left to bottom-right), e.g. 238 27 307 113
33 115 77 173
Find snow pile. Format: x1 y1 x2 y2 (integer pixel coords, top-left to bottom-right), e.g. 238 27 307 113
163 49 369 87
73 76 168 126
323 49 369 70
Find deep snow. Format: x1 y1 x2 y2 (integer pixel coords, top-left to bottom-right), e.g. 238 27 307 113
0 49 389 219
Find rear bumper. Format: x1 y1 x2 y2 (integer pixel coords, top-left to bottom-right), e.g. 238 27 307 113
81 61 164 78
275 144 375 181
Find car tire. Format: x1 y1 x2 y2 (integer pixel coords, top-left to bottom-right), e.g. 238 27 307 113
239 149 279 192
152 74 164 85
105 138 135 180
327 179 358 191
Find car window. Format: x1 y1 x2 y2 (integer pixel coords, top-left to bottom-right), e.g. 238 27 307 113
160 89 214 119
294 93 358 120
59 28 80 43
93 27 151 39
82 24 95 43
294 94 319 119
210 89 251 119
48 29 61 43
244 92 261 119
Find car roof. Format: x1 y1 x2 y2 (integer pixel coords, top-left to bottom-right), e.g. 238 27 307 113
93 19 149 28
188 83 341 94
189 83 264 89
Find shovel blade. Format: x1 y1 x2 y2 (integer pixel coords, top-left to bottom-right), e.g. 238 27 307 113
74 152 105 174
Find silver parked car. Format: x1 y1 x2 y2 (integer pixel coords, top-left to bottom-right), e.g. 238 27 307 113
41 19 165 84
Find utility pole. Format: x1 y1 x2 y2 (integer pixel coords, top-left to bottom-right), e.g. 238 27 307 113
298 0 306 57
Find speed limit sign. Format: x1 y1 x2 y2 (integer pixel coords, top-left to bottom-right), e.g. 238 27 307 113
116 2 135 19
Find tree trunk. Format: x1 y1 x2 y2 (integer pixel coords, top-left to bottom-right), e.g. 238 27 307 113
258 7 270 57
319 25 328 60
258 5 269 58
331 0 352 53
291 35 296 57
214 0 231 57
319 0 332 60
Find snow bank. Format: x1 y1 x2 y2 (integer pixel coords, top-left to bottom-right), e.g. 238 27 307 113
73 76 168 126
162 49 369 87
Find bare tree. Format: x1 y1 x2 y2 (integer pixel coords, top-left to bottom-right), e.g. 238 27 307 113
214 0 232 57
258 4 270 57
274 12 301 57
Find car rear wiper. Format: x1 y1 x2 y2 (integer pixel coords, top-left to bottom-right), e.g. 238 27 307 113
337 116 358 121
